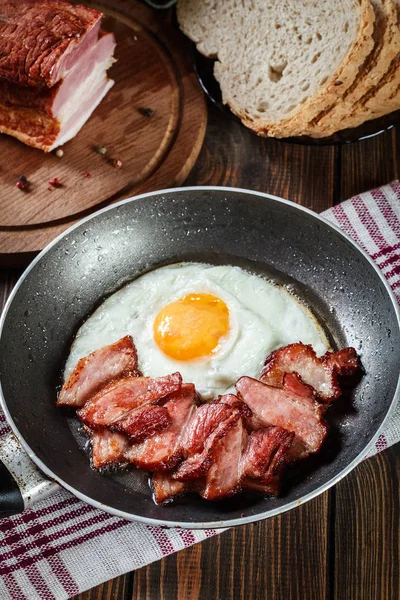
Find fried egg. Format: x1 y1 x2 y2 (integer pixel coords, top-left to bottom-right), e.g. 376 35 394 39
64 263 329 399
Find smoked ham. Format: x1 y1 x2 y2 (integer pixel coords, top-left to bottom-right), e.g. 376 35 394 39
0 0 116 151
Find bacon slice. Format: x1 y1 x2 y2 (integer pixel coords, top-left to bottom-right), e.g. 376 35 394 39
58 336 138 408
241 477 280 497
261 342 360 403
90 429 130 469
241 427 294 481
201 420 247 501
323 347 360 376
173 402 242 481
215 394 253 417
76 372 182 428
152 472 188 505
125 384 197 471
112 405 171 442
236 375 327 456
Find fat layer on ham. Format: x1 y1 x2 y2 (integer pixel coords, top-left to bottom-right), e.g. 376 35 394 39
0 0 116 151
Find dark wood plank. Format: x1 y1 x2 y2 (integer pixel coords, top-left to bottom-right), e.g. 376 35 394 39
187 104 336 213
133 495 329 600
74 573 132 600
339 128 398 201
333 450 399 600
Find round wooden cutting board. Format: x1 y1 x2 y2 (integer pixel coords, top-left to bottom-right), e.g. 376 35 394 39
0 0 207 260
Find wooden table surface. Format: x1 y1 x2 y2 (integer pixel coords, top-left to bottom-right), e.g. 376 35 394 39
1 102 399 599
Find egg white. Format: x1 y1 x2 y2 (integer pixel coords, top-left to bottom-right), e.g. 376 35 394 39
64 263 329 399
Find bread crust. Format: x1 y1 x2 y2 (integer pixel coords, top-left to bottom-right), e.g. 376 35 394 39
304 0 399 136
305 0 400 137
178 0 378 139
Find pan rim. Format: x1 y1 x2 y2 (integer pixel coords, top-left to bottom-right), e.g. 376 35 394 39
0 185 399 529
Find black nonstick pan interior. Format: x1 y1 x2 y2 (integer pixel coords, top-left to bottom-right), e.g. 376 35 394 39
0 187 399 527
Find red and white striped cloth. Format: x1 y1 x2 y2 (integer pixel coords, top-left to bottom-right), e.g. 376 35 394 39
0 182 399 600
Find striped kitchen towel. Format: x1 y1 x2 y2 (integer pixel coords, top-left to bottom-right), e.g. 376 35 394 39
0 181 399 600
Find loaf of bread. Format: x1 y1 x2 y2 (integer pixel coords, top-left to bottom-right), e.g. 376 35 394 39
177 0 399 139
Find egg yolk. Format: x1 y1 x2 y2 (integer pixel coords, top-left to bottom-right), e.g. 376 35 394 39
153 293 230 361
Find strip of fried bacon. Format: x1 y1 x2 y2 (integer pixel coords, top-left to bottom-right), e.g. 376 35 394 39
260 342 360 403
58 336 360 505
125 384 197 471
58 336 139 408
236 375 328 456
152 420 295 503
76 372 182 428
90 428 130 470
111 405 171 442
241 427 295 481
200 419 247 501
152 472 189 505
172 399 244 481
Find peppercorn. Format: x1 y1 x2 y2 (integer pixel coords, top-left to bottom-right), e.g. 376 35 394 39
138 107 154 118
113 158 123 169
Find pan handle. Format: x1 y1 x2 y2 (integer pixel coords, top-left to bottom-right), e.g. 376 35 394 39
0 432 59 517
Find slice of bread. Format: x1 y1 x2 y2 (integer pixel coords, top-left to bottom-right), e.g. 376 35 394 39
177 0 375 138
341 0 400 127
304 0 400 136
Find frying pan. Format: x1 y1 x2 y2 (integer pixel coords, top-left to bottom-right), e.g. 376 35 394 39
0 187 399 528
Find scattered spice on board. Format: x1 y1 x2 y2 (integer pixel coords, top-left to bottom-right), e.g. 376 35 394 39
95 145 107 156
84 172 91 178
113 158 123 169
49 177 61 187
138 107 154 118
